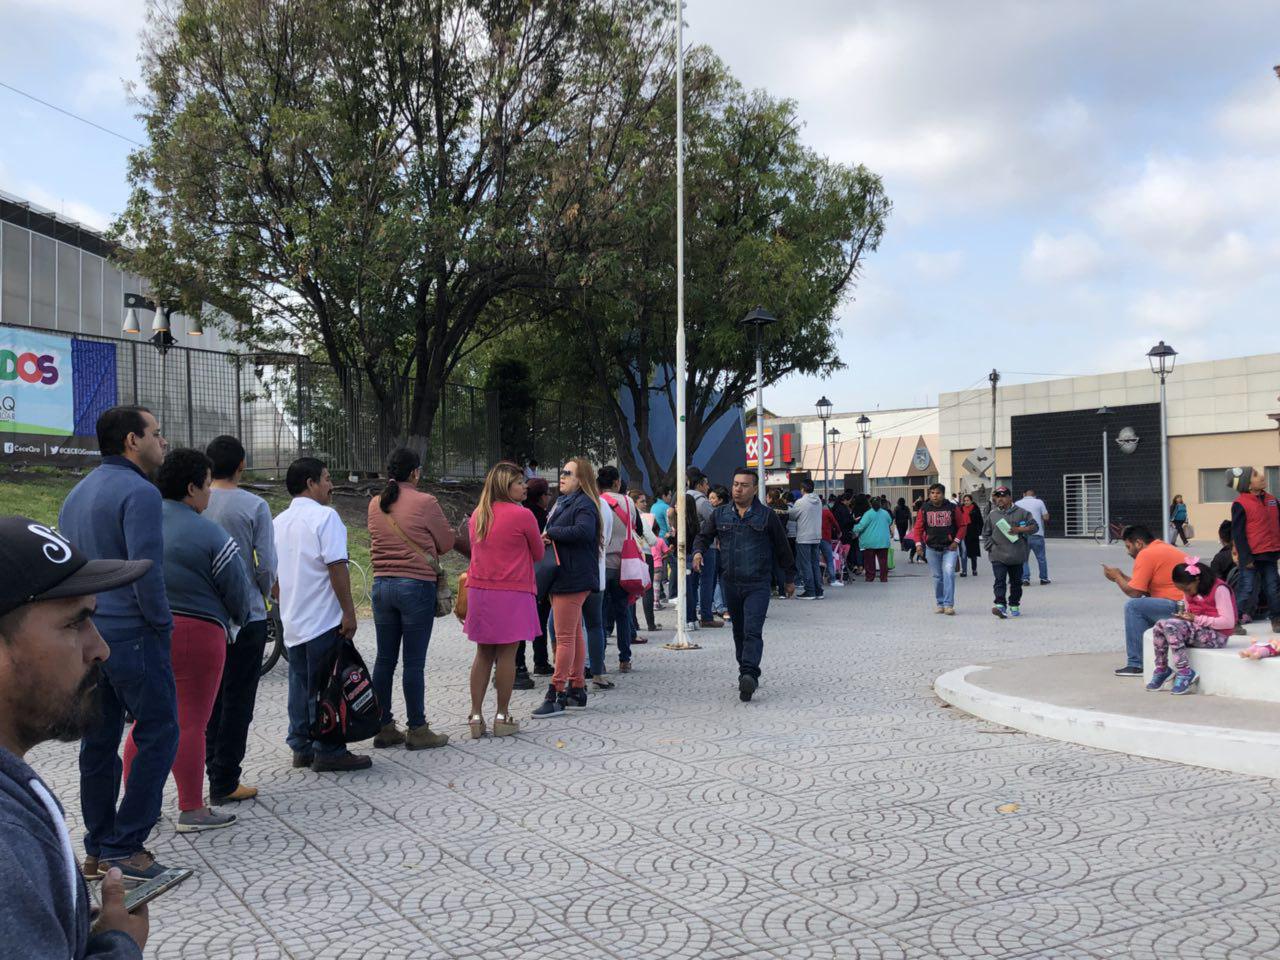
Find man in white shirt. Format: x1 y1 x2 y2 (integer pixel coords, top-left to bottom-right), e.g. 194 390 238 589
1014 488 1051 586
272 458 370 772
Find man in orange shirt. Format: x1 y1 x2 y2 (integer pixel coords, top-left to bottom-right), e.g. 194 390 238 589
1102 524 1186 677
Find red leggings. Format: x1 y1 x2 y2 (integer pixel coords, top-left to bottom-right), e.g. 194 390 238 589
124 615 226 812
550 591 588 692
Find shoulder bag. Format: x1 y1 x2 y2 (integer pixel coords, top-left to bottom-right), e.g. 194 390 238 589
383 511 454 618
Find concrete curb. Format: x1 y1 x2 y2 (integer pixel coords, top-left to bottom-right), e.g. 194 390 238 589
935 664 1280 779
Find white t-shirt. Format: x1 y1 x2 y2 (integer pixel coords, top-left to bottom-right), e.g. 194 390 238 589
1014 497 1049 538
273 496 348 647
597 501 613 590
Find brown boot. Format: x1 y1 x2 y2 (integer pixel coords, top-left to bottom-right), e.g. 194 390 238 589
311 751 372 772
373 722 406 748
405 723 449 750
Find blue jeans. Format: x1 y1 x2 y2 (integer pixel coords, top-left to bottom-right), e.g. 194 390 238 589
819 540 836 583
286 626 346 757
603 575 635 664
685 562 701 623
1124 597 1179 669
205 617 268 799
1236 557 1280 622
1021 536 1049 582
79 625 179 860
723 580 771 678
796 543 824 597
925 547 958 608
699 547 719 620
371 577 438 729
584 590 606 675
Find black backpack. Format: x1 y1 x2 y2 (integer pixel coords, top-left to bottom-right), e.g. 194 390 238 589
311 637 381 745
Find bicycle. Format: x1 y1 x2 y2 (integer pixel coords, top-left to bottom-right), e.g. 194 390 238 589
260 559 372 677
1092 517 1129 545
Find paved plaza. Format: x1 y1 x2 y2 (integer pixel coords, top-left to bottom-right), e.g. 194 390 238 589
33 540 1280 959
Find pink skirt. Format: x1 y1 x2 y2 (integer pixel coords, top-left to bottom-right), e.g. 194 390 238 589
463 586 541 645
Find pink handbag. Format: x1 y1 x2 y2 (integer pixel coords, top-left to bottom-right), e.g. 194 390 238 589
603 494 651 602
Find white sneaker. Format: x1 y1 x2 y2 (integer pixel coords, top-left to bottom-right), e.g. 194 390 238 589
797 594 817 601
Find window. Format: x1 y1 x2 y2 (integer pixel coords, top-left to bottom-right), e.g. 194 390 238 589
1199 467 1280 503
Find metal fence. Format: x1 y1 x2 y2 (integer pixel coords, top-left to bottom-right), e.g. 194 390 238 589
4 322 615 478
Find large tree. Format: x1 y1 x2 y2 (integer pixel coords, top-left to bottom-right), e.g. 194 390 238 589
540 46 891 485
113 0 660 451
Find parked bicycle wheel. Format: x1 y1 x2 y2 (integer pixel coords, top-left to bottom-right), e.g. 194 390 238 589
260 613 286 676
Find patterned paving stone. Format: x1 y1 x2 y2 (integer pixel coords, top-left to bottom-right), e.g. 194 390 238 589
24 541 1280 957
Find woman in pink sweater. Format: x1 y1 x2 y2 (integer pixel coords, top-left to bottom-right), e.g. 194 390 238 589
464 461 545 736
1147 559 1237 695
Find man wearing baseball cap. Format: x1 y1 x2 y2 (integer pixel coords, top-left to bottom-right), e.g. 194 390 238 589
982 487 1039 619
0 516 152 958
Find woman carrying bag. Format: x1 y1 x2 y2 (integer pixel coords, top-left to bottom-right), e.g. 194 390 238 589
462 462 545 737
367 447 456 750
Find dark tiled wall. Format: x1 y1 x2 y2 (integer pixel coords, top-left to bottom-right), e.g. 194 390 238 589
1011 403 1162 537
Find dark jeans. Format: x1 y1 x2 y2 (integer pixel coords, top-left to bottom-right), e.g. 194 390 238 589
286 626 345 757
517 596 552 672
991 562 1023 607
723 581 771 679
1237 556 1280 622
863 548 888 582
796 543 824 597
603 575 635 664
79 625 179 860
205 617 268 798
699 547 719 620
371 577 437 729
584 590 606 675
685 563 701 624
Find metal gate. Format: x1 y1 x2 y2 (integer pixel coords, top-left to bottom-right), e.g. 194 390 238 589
1063 473 1103 537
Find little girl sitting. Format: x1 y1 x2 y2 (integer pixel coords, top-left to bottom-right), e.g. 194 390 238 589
1147 558 1237 695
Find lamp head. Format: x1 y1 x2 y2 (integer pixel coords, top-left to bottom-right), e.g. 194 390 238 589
738 305 778 328
856 414 871 437
815 395 833 419
1146 340 1177 377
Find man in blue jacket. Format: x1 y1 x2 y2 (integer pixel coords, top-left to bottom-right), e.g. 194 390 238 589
58 406 180 883
0 515 153 958
692 468 795 702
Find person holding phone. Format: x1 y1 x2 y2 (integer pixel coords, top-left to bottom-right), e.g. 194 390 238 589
0 516 155 957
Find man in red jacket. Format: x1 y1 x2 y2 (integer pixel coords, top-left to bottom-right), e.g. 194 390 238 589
1229 466 1280 631
913 483 968 614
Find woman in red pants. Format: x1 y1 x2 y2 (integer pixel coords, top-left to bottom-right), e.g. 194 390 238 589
124 448 255 832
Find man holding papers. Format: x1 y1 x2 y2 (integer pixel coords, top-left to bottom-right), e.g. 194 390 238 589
982 486 1039 619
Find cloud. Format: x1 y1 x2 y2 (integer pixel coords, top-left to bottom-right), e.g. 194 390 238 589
1216 76 1280 148
1022 231 1103 283
909 250 964 281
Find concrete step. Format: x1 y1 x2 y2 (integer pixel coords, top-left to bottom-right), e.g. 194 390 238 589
936 652 1280 779
1142 622 1280 703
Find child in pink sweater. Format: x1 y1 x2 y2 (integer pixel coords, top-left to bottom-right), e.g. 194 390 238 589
1147 559 1237 695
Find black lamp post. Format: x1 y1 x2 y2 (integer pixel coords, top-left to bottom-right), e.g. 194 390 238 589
856 414 871 496
1147 341 1177 535
738 306 778 492
815 395 833 496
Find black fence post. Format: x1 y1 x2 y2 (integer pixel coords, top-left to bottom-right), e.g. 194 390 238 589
185 348 195 446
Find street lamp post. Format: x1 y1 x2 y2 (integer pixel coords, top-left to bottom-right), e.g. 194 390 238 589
815 396 833 498
827 427 841 497
856 414 871 497
1097 406 1112 543
1147 340 1178 538
738 306 778 495
123 293 178 429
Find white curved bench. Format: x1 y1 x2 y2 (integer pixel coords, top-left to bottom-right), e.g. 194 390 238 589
1142 622 1280 703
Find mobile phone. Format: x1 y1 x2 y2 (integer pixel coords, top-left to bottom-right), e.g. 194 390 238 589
123 868 193 913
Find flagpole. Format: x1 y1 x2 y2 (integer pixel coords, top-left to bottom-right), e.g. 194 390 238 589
666 0 698 652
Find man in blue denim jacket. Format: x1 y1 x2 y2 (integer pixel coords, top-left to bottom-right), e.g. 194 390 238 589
692 468 795 702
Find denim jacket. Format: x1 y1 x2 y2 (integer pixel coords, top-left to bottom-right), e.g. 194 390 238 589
692 499 795 586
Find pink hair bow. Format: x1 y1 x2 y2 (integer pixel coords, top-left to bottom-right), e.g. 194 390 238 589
1184 556 1201 575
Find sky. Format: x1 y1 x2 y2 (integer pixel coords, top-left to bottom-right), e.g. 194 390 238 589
2 0 1279 419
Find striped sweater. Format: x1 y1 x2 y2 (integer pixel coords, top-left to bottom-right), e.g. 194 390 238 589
161 499 255 635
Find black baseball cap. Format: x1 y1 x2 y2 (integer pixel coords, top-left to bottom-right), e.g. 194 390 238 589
0 516 151 618
993 486 1013 497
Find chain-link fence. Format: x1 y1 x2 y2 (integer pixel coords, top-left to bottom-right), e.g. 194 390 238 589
3 323 615 478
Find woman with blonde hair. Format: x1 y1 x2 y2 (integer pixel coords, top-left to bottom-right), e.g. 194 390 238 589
535 457 603 717
462 461 545 737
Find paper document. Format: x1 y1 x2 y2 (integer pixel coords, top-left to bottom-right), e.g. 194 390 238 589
995 518 1020 543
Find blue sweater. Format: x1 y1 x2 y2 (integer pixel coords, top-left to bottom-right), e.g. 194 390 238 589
58 457 173 635
0 747 142 958
851 508 894 550
162 500 255 634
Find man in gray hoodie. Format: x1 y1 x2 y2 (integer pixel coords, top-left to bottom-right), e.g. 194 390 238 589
788 480 825 599
0 516 153 958
981 486 1039 619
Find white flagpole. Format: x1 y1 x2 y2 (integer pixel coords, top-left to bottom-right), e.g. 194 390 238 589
666 0 698 652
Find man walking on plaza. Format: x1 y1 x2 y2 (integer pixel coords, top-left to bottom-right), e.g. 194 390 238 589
203 435 277 804
1014 488 1051 585
58 406 180 882
688 470 723 626
0 517 154 958
983 486 1039 618
913 483 968 615
273 458 371 772
692 469 795 702
1103 524 1187 677
1228 466 1280 632
788 480 825 599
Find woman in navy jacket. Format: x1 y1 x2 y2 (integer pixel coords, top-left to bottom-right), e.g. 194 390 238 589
534 457 602 717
